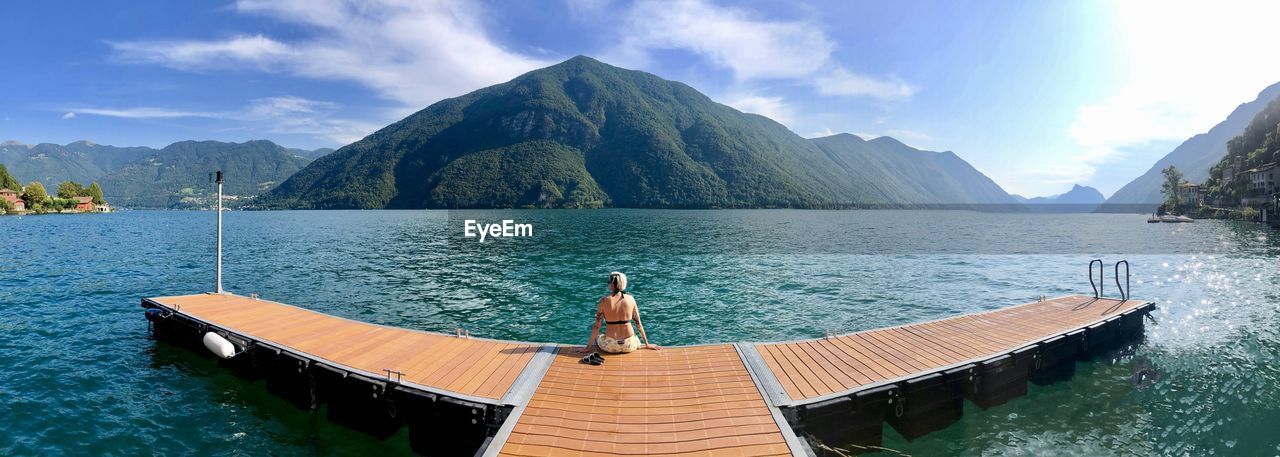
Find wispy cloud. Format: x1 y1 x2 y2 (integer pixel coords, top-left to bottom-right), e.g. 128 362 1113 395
110 34 290 70
69 107 218 119
66 96 378 144
815 68 915 100
109 0 553 111
810 127 836 138
724 94 794 126
245 98 379 145
609 0 915 102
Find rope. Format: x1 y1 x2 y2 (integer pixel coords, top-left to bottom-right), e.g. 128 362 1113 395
812 440 913 456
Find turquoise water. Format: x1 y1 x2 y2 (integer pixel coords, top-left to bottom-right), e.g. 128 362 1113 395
1 210 1277 455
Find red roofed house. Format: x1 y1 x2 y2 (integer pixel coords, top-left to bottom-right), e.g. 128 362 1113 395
74 196 94 212
0 188 25 212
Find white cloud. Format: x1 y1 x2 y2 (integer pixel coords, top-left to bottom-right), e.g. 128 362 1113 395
247 98 379 145
815 68 915 100
810 127 836 138
1068 1 1280 172
724 94 794 125
616 0 831 80
610 0 915 102
61 112 76 120
111 34 290 70
71 107 217 119
68 96 377 144
243 96 332 118
110 0 553 110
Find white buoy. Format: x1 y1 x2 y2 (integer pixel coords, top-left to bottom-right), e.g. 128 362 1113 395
203 332 237 359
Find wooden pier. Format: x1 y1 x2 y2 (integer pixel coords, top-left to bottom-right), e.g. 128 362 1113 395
143 293 1153 456
753 295 1143 403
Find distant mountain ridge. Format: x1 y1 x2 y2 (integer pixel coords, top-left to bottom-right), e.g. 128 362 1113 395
262 56 1019 209
288 147 335 160
0 140 328 208
808 134 1016 206
100 140 314 208
1103 81 1280 210
0 142 141 189
1012 184 1104 212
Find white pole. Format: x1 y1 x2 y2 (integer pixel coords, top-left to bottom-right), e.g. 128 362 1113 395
215 170 224 294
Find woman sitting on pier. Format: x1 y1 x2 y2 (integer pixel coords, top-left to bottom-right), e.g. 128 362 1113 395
584 272 659 358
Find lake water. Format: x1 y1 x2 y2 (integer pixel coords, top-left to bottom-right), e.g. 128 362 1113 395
1 210 1277 455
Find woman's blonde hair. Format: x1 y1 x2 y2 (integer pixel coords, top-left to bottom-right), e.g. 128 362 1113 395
609 271 628 295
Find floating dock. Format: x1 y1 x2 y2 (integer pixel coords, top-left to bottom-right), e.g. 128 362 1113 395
143 292 1153 456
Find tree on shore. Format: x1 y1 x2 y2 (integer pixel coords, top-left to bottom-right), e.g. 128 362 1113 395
88 182 104 204
0 164 20 191
22 181 48 210
56 181 85 199
1161 165 1184 209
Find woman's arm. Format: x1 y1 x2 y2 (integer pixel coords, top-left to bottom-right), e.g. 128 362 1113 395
585 305 604 351
633 301 660 351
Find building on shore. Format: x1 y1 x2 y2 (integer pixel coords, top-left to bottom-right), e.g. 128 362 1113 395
73 196 94 212
1240 162 1277 206
0 188 25 212
1222 156 1244 185
1177 182 1206 208
94 203 110 212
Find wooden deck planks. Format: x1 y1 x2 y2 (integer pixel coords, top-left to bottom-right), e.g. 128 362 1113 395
754 295 1147 402
497 345 795 457
147 294 541 401
149 292 1149 456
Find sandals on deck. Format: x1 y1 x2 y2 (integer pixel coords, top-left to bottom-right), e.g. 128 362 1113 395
579 352 605 365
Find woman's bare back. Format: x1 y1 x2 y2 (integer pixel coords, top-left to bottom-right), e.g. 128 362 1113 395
598 294 636 339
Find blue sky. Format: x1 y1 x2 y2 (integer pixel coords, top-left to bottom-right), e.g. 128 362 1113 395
2 0 1279 197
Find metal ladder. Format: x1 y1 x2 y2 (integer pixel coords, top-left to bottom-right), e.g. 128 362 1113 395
1089 259 1130 300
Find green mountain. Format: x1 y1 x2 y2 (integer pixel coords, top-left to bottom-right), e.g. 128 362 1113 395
0 140 329 208
99 140 314 208
62 141 155 173
1202 94 1280 204
262 56 1017 209
809 134 1017 205
1103 82 1280 210
0 142 106 188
